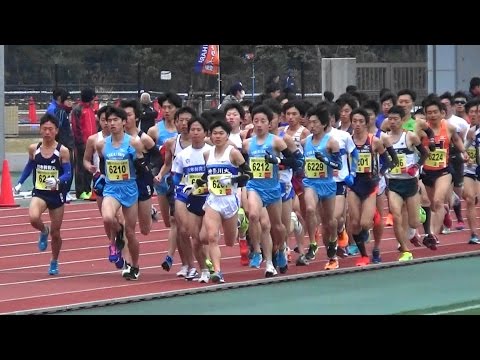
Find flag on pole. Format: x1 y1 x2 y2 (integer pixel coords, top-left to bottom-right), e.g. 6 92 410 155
244 53 255 60
194 45 220 75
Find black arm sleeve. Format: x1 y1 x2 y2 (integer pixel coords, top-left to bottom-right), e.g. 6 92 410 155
147 145 164 176
99 156 105 175
424 127 435 139
241 150 249 164
238 161 253 178
279 148 296 168
386 146 399 167
233 162 252 187
379 151 394 175
415 143 428 166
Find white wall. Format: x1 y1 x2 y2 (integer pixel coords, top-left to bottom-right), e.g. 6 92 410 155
322 58 356 100
428 45 480 95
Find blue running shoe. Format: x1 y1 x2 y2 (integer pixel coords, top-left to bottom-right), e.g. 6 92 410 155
249 252 262 269
347 244 359 256
372 248 382 263
115 224 125 251
114 255 125 269
161 255 173 272
38 226 49 252
49 260 58 275
211 271 225 283
108 244 120 263
468 234 480 244
276 250 288 274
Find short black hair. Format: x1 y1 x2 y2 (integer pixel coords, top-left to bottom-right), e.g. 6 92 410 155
40 113 59 128
323 91 334 102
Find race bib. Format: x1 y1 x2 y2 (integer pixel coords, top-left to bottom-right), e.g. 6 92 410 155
35 169 59 190
106 159 130 181
250 157 271 179
304 158 326 178
208 174 233 196
390 154 407 175
357 153 371 173
188 173 208 195
425 149 447 168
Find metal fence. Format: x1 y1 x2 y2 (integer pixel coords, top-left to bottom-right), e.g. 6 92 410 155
356 62 427 104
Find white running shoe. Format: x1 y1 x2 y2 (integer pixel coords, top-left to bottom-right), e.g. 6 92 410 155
176 265 189 278
194 270 210 283
290 212 302 236
265 261 277 278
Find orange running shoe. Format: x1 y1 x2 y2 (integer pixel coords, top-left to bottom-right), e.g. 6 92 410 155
287 247 292 263
385 213 393 226
324 258 339 270
337 229 349 248
355 256 370 266
239 239 249 266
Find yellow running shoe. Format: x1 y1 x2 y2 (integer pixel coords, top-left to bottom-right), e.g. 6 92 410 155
205 258 214 274
398 251 413 261
237 207 249 234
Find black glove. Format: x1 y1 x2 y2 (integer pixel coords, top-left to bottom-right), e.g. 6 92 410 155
314 152 326 162
265 151 280 164
134 157 151 175
428 139 436 152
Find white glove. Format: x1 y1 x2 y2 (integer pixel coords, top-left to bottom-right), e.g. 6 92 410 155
218 176 232 186
14 183 21 194
45 177 58 190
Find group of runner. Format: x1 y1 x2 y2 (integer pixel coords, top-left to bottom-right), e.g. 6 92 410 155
15 87 480 283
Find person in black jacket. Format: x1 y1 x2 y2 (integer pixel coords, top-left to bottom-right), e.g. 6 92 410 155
138 92 158 133
54 90 75 200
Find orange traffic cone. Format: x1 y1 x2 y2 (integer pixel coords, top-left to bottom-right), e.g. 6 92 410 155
28 97 37 124
0 160 20 208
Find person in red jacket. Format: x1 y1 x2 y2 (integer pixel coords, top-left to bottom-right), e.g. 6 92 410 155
71 88 97 199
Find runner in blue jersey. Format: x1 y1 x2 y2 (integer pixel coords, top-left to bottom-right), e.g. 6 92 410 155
147 92 182 227
243 105 296 277
302 105 342 270
96 106 147 281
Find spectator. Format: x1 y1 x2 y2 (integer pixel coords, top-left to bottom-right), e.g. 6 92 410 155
46 88 66 115
284 70 296 94
71 87 97 200
219 82 245 111
266 74 280 87
469 77 480 100
54 90 75 201
256 82 282 103
346 85 357 95
138 92 158 133
323 91 334 103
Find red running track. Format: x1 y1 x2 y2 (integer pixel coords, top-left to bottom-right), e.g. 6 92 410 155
0 198 478 314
